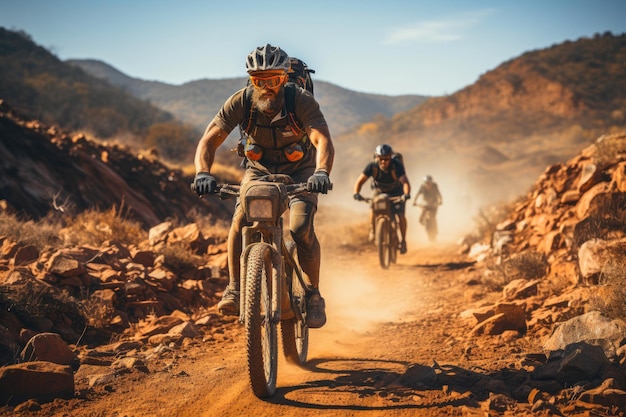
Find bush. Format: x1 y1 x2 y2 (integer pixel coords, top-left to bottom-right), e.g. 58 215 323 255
594 133 626 168
61 205 146 247
572 193 626 250
589 250 626 320
484 251 548 290
0 211 61 250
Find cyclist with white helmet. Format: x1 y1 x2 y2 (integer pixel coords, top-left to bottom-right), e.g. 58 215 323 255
193 44 334 328
413 174 443 230
353 144 411 254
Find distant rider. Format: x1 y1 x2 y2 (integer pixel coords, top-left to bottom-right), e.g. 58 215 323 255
353 144 411 254
413 175 442 226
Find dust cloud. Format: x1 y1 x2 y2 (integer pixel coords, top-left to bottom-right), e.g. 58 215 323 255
322 146 495 248
311 198 425 358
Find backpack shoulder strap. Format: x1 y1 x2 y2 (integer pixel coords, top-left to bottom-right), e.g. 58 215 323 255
390 159 399 181
371 163 379 179
239 85 255 136
284 83 305 135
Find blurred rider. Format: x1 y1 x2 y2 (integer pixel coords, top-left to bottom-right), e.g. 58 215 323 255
353 144 411 254
192 44 334 328
413 175 443 225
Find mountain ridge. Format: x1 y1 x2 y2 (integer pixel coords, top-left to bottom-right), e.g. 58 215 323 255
66 58 429 137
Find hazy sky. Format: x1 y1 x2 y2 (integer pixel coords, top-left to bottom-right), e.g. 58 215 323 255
2 0 625 96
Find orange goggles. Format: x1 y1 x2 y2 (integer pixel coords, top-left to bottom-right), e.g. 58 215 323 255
250 74 286 89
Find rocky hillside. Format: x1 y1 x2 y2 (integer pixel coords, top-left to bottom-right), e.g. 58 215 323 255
0 28 199 163
332 32 626 208
0 100 235 226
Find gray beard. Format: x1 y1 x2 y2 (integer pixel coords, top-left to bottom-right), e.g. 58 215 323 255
251 87 284 115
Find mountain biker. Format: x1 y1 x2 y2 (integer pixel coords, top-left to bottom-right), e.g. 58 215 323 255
192 44 334 329
353 144 411 254
413 174 442 226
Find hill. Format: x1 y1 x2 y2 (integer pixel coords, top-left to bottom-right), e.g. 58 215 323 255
66 59 429 137
331 32 626 213
0 100 235 226
0 28 199 162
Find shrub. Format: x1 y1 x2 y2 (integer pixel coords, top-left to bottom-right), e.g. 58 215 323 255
484 251 548 290
589 250 626 320
594 133 626 168
572 192 626 250
0 211 61 250
157 241 202 271
61 205 146 247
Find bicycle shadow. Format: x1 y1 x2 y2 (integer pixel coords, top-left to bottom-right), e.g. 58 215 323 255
267 356 522 411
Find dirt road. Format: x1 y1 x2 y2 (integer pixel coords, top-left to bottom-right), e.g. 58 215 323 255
19 233 557 417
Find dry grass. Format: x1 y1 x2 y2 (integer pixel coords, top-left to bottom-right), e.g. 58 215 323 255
463 198 520 248
61 205 146 247
572 192 626 250
594 133 626 168
0 212 62 250
484 251 548 291
589 251 626 320
157 241 203 271
0 273 86 345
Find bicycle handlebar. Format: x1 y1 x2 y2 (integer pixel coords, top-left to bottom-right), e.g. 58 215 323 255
191 173 332 199
213 182 310 200
358 195 406 204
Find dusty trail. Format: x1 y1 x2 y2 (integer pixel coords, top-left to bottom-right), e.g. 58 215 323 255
26 206 539 417
56 239 489 417
172 242 475 417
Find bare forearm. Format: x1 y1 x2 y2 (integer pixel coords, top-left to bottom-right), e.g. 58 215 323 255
354 174 368 194
308 126 334 174
194 123 228 174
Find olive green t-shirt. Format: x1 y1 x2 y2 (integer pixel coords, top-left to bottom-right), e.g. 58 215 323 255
211 85 327 175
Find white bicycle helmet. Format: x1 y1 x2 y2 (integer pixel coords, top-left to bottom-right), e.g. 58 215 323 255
375 144 393 157
246 44 290 73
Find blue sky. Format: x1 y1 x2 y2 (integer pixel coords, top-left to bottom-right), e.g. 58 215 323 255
1 0 625 96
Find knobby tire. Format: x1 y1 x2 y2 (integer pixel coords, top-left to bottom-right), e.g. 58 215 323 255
376 217 391 269
244 244 278 398
390 219 399 264
426 212 438 243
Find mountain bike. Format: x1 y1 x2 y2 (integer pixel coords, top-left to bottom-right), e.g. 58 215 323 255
208 174 326 398
415 203 438 243
359 194 405 269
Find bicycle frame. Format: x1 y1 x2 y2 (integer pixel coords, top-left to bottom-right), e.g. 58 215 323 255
360 193 404 268
212 174 311 398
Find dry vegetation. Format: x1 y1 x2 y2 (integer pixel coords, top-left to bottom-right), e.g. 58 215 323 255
589 249 626 320
0 205 231 344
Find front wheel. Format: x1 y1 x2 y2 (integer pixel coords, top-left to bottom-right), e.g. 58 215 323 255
376 217 391 269
425 213 438 243
281 242 309 366
390 220 399 264
244 244 278 398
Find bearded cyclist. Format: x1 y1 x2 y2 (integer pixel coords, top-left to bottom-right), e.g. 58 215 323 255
192 44 334 329
353 144 411 254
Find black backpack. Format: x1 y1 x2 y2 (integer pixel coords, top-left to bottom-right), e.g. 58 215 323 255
287 57 315 94
239 58 315 139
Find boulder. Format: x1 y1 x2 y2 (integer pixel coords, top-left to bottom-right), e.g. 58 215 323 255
0 361 74 405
